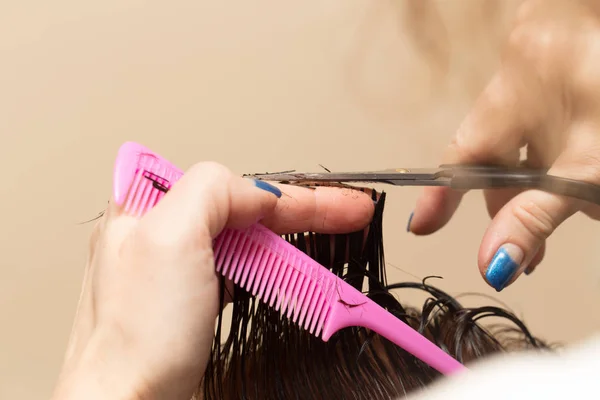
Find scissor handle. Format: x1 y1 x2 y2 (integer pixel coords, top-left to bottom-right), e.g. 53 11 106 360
441 164 600 206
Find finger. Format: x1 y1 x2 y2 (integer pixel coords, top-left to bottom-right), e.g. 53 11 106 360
484 188 523 219
484 187 548 275
524 241 546 275
408 187 464 235
411 71 534 234
480 122 600 291
478 189 577 292
261 184 375 234
582 203 600 220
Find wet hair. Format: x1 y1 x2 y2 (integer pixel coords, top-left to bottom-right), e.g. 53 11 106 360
197 189 550 400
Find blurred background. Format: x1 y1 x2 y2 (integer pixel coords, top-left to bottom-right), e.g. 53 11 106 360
2 0 599 398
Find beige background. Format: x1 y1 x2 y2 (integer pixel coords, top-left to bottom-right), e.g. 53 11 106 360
1 1 599 398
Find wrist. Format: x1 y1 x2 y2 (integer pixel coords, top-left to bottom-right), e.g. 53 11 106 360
52 368 148 400
51 336 151 400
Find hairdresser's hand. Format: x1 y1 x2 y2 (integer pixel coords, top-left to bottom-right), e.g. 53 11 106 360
51 163 374 400
409 0 600 291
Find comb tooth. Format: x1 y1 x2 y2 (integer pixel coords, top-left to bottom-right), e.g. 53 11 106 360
240 245 263 288
124 169 144 213
303 286 320 332
294 263 315 324
227 233 250 280
235 235 255 282
276 252 294 312
269 251 288 307
263 256 283 305
133 156 156 215
316 302 335 338
144 184 160 215
213 235 225 260
289 269 307 321
157 160 167 180
292 276 309 322
256 250 275 300
275 260 294 311
287 272 302 320
309 292 325 335
250 246 271 297
314 280 334 336
297 279 317 328
243 242 264 291
218 230 240 276
142 159 163 215
234 240 257 284
214 231 235 272
216 230 236 274
135 179 154 218
132 157 156 216
280 268 299 315
306 291 322 334
309 281 328 335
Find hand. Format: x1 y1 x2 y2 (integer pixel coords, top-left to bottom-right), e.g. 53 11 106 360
51 162 374 400
409 0 600 291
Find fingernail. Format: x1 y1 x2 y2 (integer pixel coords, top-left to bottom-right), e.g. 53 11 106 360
524 266 534 275
252 179 282 198
485 244 524 292
406 211 414 232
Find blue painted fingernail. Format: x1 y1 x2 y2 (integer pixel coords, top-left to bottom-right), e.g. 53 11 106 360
485 244 524 292
406 211 414 232
253 179 282 198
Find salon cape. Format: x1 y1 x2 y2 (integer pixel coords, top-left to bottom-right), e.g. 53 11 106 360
406 334 600 400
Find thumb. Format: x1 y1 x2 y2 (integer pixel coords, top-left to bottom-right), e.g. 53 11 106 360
141 161 282 245
410 70 543 234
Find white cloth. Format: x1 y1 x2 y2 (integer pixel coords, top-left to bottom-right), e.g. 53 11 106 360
406 335 600 400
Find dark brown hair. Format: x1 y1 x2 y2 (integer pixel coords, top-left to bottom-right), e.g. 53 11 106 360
198 188 549 400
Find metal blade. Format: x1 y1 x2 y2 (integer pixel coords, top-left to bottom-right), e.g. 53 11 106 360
249 168 447 184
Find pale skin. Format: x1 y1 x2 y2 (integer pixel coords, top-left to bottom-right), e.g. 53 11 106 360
52 1 600 398
51 163 376 400
410 0 600 289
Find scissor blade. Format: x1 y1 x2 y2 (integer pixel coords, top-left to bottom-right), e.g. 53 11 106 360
250 168 447 185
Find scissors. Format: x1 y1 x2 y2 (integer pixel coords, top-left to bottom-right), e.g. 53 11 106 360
249 164 600 206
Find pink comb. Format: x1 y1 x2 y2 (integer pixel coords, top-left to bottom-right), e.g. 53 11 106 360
112 142 467 375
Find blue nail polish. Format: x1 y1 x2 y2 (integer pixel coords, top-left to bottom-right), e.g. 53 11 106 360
485 248 519 292
406 211 414 232
254 179 282 198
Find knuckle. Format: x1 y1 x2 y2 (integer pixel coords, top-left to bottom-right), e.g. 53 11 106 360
134 224 189 254
506 22 566 69
512 200 557 241
559 137 600 185
515 0 541 24
186 161 232 181
573 148 600 183
507 25 531 52
450 131 493 164
578 161 600 185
